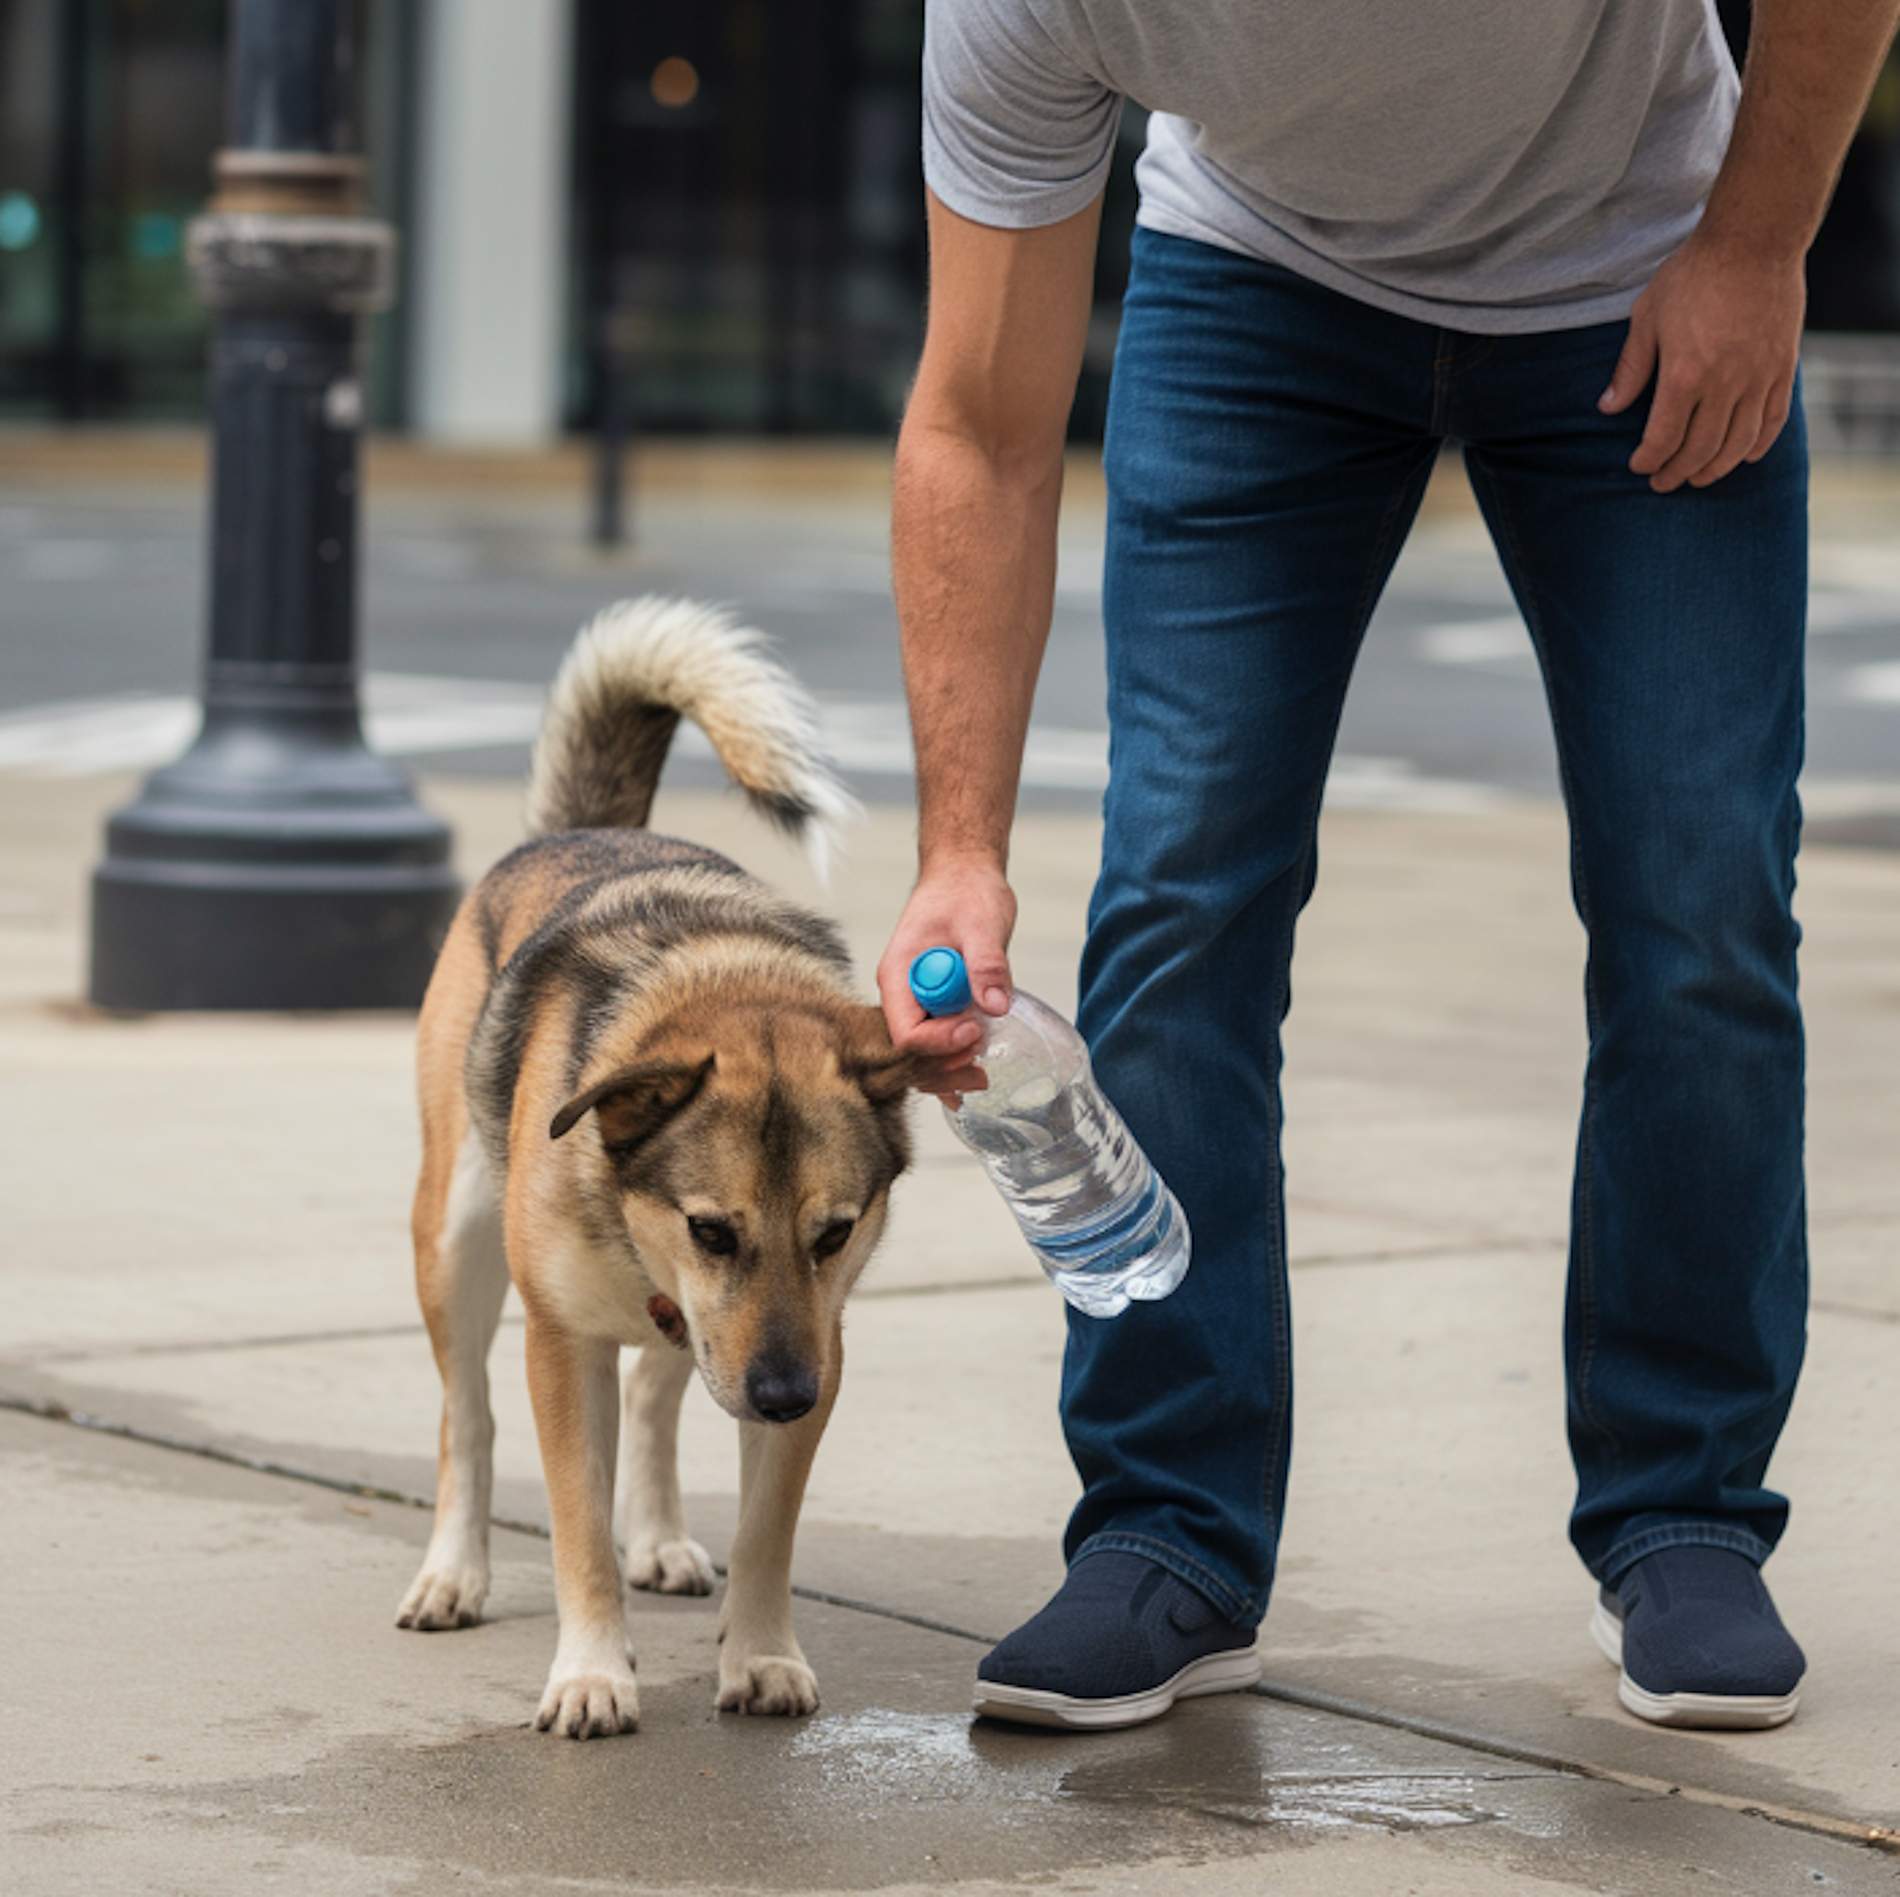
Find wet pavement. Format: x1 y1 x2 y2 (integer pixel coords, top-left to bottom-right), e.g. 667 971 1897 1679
8 1412 1897 1897
5 771 1900 1893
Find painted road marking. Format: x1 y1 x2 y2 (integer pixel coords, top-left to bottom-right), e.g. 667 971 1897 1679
1845 663 1900 705
0 675 547 778
1415 593 1894 669
0 675 1505 810
1415 616 1528 667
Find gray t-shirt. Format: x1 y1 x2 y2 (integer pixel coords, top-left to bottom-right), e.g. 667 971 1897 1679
922 0 1740 333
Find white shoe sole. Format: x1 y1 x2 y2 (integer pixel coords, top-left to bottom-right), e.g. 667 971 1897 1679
1590 1600 1798 1730
972 1646 1264 1731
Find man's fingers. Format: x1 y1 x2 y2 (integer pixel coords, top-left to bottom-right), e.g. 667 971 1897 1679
1628 374 1697 477
878 949 1006 1050
875 863 1018 1055
1689 397 1766 489
915 1062 988 1099
878 926 1013 1035
1745 379 1795 463
895 1014 987 1059
1647 393 1734 493
875 962 928 1046
877 946 977 1054
965 948 1013 1016
1598 311 1658 415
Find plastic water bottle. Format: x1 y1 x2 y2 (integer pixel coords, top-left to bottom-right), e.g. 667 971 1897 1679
908 946 1191 1318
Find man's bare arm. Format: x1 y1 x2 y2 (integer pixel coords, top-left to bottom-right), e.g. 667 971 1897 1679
1701 0 1900 262
1602 0 1900 491
877 190 1102 1076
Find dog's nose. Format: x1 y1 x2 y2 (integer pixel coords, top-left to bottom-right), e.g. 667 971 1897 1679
745 1357 818 1424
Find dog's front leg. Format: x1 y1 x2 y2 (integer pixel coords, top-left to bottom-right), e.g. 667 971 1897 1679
716 1336 838 1717
525 1313 638 1737
616 1340 715 1595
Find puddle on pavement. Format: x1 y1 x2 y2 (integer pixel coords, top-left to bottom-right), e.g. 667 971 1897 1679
790 1701 1532 1838
791 1710 997 1803
108 1681 1900 1893
117 1689 1552 1894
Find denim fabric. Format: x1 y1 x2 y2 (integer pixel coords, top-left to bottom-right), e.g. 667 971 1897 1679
1062 227 1808 1626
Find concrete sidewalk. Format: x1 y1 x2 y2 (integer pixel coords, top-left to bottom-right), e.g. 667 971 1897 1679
4 770 1899 1894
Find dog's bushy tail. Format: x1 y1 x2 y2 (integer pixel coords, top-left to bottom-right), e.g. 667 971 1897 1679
525 597 858 876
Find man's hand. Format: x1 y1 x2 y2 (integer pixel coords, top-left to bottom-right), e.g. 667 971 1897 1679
875 854 1017 1099
1598 233 1805 494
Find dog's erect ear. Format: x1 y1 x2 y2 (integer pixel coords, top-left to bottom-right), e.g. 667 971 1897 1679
550 1055 715 1152
838 1005 923 1105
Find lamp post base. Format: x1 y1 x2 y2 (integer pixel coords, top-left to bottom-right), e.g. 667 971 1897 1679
87 745 458 1012
89 864 459 1013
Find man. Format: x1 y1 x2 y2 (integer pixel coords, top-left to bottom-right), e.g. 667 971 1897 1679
877 1 1900 1733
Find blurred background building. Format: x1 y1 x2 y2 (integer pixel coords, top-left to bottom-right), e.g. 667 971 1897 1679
3 0 1898 449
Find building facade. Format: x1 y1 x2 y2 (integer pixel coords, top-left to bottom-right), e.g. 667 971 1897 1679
3 0 1897 446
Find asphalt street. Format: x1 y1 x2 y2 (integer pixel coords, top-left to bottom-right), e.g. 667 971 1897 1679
3 463 1897 829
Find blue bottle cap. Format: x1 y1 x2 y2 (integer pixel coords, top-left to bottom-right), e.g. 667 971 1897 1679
908 945 973 1017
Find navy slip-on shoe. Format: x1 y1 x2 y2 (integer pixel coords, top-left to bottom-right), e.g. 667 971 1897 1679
974 1551 1262 1731
1591 1545 1805 1730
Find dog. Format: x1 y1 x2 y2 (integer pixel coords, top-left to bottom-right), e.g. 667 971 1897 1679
395 598 917 1738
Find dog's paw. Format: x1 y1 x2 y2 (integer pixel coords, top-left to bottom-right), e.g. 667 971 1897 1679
717 1654 820 1718
396 1562 488 1631
626 1533 716 1597
534 1667 640 1739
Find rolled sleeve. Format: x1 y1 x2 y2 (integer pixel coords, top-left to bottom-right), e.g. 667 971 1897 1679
922 0 1121 229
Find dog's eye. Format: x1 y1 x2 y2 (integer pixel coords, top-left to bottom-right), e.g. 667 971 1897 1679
813 1219 855 1260
687 1217 739 1257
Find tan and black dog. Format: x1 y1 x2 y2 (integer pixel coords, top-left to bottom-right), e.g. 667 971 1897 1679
396 599 916 1738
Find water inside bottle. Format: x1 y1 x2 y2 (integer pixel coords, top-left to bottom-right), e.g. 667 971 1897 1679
949 995 1190 1318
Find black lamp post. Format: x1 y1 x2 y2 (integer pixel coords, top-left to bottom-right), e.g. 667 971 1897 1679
88 0 457 1011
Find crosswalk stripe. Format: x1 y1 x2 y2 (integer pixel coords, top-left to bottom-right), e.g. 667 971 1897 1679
1845 663 1900 705
1414 593 1893 669
0 674 1505 811
1415 616 1527 666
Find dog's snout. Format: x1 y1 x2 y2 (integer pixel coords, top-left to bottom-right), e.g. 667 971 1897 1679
745 1355 819 1424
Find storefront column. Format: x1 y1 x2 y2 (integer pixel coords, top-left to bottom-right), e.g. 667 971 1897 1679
409 0 574 445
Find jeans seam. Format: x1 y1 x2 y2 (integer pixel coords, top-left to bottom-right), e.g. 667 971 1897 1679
1600 1522 1776 1586
1466 455 1623 1478
1429 329 1454 435
1256 840 1304 1592
1254 440 1438 1578
1073 1531 1259 1625
1455 334 1499 376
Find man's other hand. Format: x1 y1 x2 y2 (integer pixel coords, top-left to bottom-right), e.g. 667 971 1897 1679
1598 234 1804 494
876 855 1017 1100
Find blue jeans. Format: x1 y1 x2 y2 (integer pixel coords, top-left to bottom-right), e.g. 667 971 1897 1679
1064 227 1808 1626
